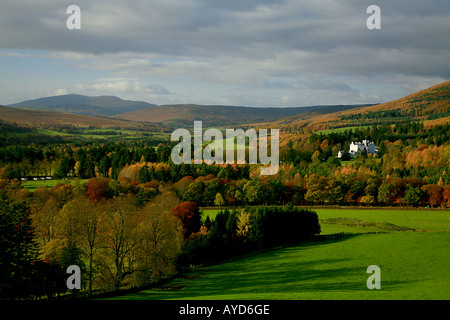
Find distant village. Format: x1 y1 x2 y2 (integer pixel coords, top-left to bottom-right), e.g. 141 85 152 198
338 139 379 159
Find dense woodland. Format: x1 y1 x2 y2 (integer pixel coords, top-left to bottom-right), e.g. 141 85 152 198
0 179 321 299
1 117 449 299
1 120 449 207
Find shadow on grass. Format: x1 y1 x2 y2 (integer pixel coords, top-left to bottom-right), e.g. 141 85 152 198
118 233 417 300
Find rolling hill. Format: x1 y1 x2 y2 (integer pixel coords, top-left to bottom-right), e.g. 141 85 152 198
5 80 448 133
114 104 368 127
8 94 157 117
269 80 450 134
0 105 155 129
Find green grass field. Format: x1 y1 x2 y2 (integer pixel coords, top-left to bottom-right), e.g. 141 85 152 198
8 128 170 140
203 136 249 151
117 232 449 300
21 178 88 191
317 125 372 135
111 208 449 300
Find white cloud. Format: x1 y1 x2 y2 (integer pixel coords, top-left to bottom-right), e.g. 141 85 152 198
49 78 172 103
281 96 290 103
53 88 67 96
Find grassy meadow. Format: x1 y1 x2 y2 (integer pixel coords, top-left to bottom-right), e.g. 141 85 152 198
317 125 372 135
117 232 449 300
21 178 88 191
112 207 449 300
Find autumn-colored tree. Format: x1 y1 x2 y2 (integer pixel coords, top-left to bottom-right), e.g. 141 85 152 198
236 211 251 238
32 186 52 205
320 139 329 150
360 195 376 206
135 192 182 285
50 183 73 205
173 176 194 197
59 196 104 294
74 160 83 178
443 185 450 207
364 178 379 197
305 174 323 204
405 144 448 169
31 197 61 247
323 178 343 204
421 184 443 207
99 194 140 291
214 193 225 207
311 150 321 163
47 195 103 291
11 188 32 202
85 177 111 203
381 142 405 174
54 199 82 250
344 191 355 205
171 201 202 240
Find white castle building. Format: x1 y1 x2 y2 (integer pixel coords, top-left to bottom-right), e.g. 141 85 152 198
338 139 378 159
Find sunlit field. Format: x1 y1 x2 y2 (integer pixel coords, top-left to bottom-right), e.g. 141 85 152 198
112 208 450 300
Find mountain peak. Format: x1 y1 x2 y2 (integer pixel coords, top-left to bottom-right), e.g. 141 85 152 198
8 94 157 117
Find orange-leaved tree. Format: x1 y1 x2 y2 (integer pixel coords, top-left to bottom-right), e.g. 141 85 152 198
171 201 201 240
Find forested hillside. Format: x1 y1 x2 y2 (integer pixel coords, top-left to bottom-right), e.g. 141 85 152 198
273 80 450 136
114 103 366 127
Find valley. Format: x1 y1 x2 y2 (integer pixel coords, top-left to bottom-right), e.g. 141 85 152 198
0 80 449 301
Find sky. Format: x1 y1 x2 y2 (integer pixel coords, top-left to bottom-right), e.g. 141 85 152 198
0 0 449 107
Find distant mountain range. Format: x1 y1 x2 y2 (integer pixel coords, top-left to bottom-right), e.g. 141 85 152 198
7 94 371 127
8 94 157 117
3 81 449 131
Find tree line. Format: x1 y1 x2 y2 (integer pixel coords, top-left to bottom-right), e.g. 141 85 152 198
176 205 320 268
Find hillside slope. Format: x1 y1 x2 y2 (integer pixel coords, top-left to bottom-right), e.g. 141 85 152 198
8 94 157 117
272 80 450 133
0 105 151 129
114 104 367 127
